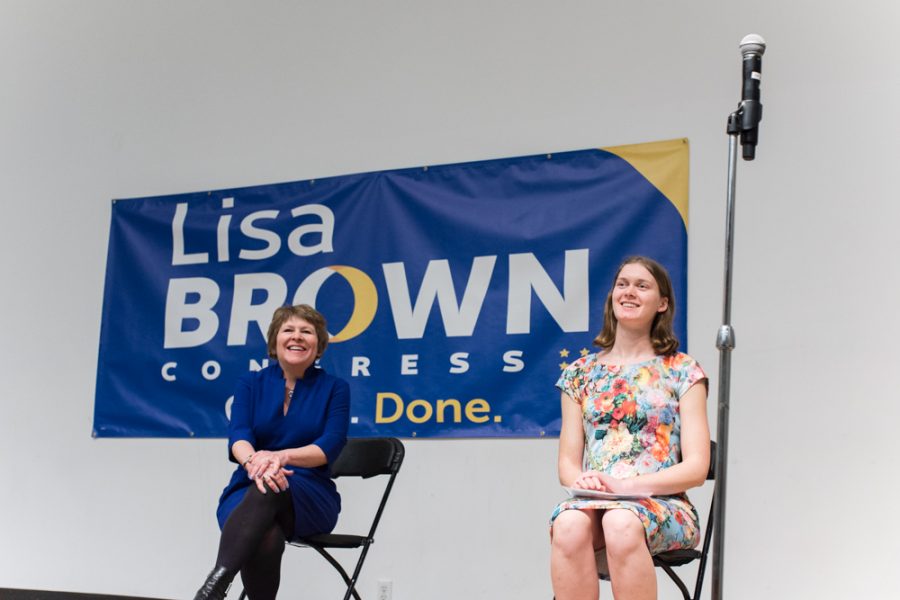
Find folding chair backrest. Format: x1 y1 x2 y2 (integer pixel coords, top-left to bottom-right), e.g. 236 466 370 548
330 437 404 479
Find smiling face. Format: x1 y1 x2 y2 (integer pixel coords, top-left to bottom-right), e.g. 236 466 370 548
610 262 669 330
593 256 680 354
274 316 320 375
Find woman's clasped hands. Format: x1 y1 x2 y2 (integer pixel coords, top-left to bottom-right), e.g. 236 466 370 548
571 470 630 494
244 450 294 494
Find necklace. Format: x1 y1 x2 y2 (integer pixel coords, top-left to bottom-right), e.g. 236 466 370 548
283 386 294 417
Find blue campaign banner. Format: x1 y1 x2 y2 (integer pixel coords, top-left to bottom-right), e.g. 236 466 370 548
93 138 691 438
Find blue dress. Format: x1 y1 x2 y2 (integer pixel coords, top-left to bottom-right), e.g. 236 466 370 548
216 364 350 539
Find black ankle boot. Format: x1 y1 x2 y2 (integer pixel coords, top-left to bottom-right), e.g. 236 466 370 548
193 565 235 600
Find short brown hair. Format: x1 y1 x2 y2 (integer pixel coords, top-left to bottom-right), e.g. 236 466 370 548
592 256 679 355
266 304 329 359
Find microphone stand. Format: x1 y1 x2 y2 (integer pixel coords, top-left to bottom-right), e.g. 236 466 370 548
712 40 763 598
710 115 740 600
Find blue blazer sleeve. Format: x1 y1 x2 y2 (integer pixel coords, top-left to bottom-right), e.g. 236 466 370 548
312 377 351 465
227 371 258 462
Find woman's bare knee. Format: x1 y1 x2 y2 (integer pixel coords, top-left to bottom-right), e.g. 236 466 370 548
600 510 646 557
552 510 594 555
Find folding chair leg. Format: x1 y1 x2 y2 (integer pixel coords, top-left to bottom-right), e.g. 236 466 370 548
692 495 716 600
309 546 363 600
342 541 374 600
656 562 692 600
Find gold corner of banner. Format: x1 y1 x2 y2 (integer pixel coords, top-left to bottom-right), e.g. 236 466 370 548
601 138 690 229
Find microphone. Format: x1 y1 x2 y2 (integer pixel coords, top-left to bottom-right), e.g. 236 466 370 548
738 34 766 160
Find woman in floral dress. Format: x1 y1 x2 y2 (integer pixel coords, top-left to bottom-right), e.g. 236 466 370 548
550 257 710 600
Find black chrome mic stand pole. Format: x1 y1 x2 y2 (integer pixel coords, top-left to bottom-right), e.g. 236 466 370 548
711 34 765 600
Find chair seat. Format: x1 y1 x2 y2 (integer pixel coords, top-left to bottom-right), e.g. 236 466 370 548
292 533 369 549
653 548 702 567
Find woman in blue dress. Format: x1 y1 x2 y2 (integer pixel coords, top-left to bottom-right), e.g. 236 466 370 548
550 257 710 600
194 304 350 600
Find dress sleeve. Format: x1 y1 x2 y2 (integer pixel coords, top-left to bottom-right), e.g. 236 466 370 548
311 378 351 464
676 354 708 398
556 357 586 404
227 372 258 462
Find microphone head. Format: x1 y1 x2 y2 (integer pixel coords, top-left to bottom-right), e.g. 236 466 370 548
740 33 766 56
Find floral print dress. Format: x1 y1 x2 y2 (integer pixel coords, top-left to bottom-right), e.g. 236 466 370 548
550 352 707 555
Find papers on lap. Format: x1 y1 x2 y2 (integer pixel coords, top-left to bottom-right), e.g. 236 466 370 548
562 486 651 500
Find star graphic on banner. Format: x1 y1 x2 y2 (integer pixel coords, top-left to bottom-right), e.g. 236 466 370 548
580 348 590 357
559 349 570 358
559 361 570 370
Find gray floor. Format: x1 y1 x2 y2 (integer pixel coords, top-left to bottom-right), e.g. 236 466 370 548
0 590 170 600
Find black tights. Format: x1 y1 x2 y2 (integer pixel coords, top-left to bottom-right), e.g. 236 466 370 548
216 485 295 600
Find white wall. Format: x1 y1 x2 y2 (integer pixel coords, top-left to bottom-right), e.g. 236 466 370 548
1 1 898 598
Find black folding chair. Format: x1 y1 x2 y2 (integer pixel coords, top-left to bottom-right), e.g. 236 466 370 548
652 439 717 600
238 437 405 600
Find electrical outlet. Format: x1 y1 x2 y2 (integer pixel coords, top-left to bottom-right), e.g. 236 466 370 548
377 579 392 600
